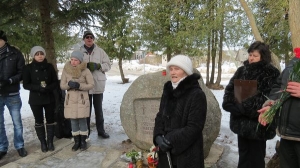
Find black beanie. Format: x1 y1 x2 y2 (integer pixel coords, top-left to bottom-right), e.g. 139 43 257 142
0 30 8 42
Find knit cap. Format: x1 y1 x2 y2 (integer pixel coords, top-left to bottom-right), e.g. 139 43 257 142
83 30 95 39
166 55 193 75
0 30 8 42
30 46 46 57
71 50 84 62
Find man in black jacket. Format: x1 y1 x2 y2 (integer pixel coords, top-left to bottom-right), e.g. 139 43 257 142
0 30 27 159
258 48 300 168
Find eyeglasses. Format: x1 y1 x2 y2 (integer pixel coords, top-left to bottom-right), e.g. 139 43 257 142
85 35 94 39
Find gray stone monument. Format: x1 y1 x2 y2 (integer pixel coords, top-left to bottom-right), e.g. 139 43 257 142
120 69 221 158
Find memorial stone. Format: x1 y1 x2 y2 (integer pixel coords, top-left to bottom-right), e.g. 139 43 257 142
120 69 221 158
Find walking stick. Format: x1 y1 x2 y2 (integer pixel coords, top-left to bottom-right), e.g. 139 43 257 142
166 151 173 168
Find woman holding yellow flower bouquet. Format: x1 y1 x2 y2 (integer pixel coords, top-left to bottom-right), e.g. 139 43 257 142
258 47 300 168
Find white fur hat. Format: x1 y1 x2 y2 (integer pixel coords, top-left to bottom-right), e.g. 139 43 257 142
166 55 193 75
30 46 46 58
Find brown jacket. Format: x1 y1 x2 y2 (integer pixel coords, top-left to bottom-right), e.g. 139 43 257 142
60 61 94 119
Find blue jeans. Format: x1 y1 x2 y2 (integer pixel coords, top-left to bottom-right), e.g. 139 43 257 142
71 118 88 135
0 95 24 151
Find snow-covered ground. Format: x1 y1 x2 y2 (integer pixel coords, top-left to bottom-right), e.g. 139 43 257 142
2 60 280 167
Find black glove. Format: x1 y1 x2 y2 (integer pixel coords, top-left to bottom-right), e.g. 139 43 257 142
223 103 242 116
155 135 172 152
0 79 11 88
68 81 80 89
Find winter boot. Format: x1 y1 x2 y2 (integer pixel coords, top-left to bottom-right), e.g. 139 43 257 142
46 123 55 151
72 135 81 151
35 124 48 153
80 135 88 151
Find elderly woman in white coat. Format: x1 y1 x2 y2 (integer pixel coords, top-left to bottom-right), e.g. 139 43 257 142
60 50 94 151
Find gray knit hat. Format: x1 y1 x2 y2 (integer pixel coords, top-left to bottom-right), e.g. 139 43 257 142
83 30 95 39
71 50 84 62
166 55 193 75
30 46 46 58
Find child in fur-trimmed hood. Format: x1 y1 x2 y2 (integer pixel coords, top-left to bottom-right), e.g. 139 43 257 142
60 50 94 151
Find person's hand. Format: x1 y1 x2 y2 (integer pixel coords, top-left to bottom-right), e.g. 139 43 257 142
87 62 101 72
0 79 11 88
262 100 275 107
155 135 172 152
286 82 300 98
68 81 80 89
257 106 270 126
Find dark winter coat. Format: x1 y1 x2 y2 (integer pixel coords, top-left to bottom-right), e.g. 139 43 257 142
269 57 300 141
22 59 58 105
153 73 207 168
222 60 280 140
0 44 25 95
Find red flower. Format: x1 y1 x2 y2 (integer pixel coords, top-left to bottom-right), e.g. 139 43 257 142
294 48 300 58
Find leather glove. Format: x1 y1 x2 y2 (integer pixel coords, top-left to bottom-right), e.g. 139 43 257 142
0 79 11 88
155 135 172 152
223 103 242 116
87 62 101 72
68 81 80 89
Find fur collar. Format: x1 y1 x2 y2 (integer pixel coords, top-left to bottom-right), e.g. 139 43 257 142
164 73 201 98
63 61 87 78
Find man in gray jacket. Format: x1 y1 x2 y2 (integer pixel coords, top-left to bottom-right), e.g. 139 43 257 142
80 30 111 138
0 30 27 159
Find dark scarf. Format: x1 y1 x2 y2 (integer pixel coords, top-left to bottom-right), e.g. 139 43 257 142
0 43 7 55
84 44 95 54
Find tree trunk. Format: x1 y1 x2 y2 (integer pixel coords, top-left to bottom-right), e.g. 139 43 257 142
209 29 217 85
215 0 225 88
118 57 128 83
206 36 211 86
289 0 300 48
38 0 57 72
166 46 172 61
239 0 281 70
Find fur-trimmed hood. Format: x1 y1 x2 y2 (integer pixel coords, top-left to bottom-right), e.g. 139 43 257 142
63 61 87 78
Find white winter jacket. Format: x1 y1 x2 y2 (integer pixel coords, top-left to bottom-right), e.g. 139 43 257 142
80 44 111 94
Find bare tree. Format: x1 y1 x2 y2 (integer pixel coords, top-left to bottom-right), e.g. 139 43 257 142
239 0 281 70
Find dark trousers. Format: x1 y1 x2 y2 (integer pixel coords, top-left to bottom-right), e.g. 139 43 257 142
237 135 266 168
30 103 55 125
279 138 300 168
87 94 105 135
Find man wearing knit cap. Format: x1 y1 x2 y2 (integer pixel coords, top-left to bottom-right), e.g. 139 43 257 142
0 30 27 159
79 30 111 139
